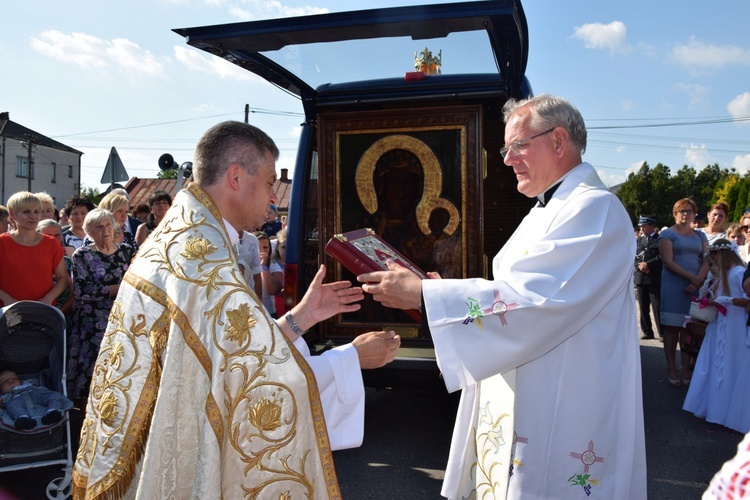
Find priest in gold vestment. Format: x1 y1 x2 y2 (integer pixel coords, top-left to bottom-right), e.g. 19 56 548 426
72 122 400 499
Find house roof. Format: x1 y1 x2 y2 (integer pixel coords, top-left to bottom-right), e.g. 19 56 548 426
0 112 83 155
123 168 293 212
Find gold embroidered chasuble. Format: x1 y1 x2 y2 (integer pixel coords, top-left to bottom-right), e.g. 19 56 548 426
72 183 340 499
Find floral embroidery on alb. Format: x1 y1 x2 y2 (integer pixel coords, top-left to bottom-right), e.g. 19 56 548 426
568 440 604 496
463 289 518 327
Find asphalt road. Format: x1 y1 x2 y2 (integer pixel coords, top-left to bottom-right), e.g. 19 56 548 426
0 338 744 499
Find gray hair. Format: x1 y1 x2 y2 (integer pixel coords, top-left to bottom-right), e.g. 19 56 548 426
83 208 116 235
36 219 62 232
502 94 587 154
35 191 55 206
193 121 279 187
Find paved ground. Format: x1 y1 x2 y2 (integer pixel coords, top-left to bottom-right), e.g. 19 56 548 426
0 335 744 499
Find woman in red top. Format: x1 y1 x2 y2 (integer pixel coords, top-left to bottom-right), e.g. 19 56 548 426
0 191 67 307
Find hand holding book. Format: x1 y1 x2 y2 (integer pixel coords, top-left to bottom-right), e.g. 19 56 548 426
325 228 430 321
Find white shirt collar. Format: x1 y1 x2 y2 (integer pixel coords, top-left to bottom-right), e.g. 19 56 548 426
536 169 574 206
223 218 240 245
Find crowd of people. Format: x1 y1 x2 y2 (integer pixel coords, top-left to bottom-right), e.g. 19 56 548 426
635 199 750 435
0 188 288 408
2 94 748 496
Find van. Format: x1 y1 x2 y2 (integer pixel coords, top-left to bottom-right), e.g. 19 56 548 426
175 0 534 389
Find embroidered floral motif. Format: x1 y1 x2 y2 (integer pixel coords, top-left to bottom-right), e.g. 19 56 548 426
463 290 518 327
107 342 124 370
463 298 483 326
249 397 282 433
98 390 119 427
568 440 604 496
180 235 217 260
473 402 511 497
225 303 256 345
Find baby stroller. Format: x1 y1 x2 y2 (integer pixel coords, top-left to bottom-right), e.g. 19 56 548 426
0 301 74 499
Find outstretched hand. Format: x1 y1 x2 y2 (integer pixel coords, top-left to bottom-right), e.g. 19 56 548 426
293 264 364 330
358 260 424 311
352 331 401 369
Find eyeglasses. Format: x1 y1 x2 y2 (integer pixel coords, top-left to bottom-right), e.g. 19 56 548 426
741 225 750 232
676 209 694 215
500 128 556 159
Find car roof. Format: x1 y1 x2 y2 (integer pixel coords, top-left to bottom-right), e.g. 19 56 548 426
174 0 528 105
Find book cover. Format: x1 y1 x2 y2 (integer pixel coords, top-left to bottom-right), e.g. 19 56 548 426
325 228 426 322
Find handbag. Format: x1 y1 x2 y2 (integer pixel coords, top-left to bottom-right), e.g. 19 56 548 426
682 320 707 356
689 279 719 323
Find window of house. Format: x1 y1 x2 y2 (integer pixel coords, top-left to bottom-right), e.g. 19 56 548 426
15 156 34 178
51 162 57 183
68 165 73 178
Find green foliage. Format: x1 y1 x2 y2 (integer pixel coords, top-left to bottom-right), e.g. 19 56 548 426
80 186 103 205
157 169 178 179
616 163 735 227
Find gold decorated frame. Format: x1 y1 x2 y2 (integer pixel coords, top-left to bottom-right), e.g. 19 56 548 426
318 106 483 341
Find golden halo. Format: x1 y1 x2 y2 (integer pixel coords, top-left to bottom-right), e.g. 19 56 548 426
354 134 458 236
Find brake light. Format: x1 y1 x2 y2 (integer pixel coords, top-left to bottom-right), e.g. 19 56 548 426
284 263 299 311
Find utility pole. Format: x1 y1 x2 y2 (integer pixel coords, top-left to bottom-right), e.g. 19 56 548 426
25 137 33 192
245 104 250 124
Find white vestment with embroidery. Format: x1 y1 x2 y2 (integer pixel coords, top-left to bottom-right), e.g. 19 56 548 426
423 163 647 499
73 184 363 499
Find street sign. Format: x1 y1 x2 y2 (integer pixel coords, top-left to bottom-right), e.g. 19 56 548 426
101 147 130 184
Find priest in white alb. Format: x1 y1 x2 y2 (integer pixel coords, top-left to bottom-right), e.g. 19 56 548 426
360 94 647 499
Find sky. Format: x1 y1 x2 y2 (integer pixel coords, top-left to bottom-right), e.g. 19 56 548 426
2 0 749 192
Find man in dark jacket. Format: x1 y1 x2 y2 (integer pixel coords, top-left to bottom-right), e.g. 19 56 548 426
635 215 662 340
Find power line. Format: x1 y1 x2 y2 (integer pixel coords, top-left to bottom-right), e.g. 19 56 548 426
589 115 750 130
51 108 304 139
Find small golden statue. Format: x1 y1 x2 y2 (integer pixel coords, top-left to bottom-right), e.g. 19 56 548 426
414 47 442 75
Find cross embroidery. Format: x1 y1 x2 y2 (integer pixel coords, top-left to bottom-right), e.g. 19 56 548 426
570 440 605 474
463 290 518 327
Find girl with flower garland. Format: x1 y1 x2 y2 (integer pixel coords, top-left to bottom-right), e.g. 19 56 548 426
683 239 750 432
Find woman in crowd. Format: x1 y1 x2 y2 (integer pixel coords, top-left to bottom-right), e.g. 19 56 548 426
133 203 151 224
699 202 729 245
659 198 709 387
737 212 750 263
135 190 172 246
97 193 137 250
36 219 75 316
67 209 134 401
35 192 57 221
683 239 749 432
273 228 287 316
253 231 283 318
58 208 69 227
0 206 8 234
62 195 95 257
0 192 68 308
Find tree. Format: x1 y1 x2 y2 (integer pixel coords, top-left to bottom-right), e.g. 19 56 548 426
80 186 102 204
615 162 735 226
157 169 178 179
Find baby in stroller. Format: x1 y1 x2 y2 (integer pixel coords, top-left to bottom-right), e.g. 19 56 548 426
0 370 72 430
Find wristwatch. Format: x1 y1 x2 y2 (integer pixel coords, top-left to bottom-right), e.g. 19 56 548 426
285 312 308 336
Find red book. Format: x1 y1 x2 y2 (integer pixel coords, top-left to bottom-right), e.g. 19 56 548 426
325 228 426 322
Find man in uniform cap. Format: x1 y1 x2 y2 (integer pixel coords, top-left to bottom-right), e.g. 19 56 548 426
635 215 662 340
